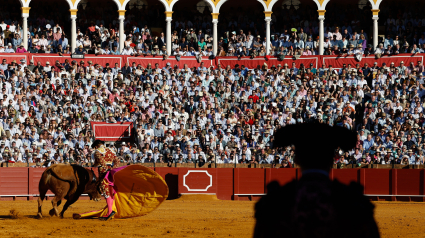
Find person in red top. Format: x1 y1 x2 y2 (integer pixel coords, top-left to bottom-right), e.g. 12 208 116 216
88 23 96 34
128 101 137 113
53 61 63 73
248 93 259 103
167 127 176 136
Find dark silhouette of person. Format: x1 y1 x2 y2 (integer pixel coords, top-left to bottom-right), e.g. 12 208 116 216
254 122 380 238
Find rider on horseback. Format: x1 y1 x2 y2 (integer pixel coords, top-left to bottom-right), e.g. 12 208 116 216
92 140 120 221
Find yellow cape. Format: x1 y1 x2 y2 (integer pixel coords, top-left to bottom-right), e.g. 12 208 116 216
74 165 168 219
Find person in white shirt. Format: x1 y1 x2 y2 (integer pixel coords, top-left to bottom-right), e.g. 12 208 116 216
53 23 62 34
4 43 15 53
76 35 84 48
43 62 52 73
323 37 332 48
117 142 130 154
17 59 26 72
0 21 6 31
38 34 48 48
353 44 364 55
173 48 184 56
9 22 16 33
95 44 105 55
374 44 384 54
58 68 69 80
121 45 134 55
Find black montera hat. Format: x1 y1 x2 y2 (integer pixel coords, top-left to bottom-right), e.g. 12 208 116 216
273 121 356 170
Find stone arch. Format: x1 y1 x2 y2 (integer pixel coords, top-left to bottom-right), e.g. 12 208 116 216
259 0 279 11
118 0 132 10
368 0 382 9
66 0 78 9
17 0 24 7
18 0 30 8
313 0 330 10
158 0 176 12
213 0 228 13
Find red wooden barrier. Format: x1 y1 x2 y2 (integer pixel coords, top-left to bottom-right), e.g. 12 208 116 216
29 168 53 200
155 167 179 199
396 169 422 195
264 168 297 193
0 167 29 201
234 168 265 201
216 168 234 200
0 168 29 195
1 167 425 201
331 169 359 186
363 169 392 196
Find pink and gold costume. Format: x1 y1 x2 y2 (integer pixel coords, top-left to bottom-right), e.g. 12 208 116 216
93 145 120 198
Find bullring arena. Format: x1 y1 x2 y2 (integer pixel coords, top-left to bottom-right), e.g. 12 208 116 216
0 165 425 237
1 199 425 237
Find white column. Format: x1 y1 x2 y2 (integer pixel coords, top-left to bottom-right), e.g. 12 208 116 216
212 19 218 56
264 11 272 55
118 10 126 52
71 16 77 52
166 19 172 55
265 19 271 55
21 7 30 50
319 17 325 55
373 16 379 50
70 10 78 52
165 11 173 56
22 17 28 50
119 17 125 52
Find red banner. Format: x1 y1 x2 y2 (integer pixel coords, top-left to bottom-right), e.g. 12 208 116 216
90 122 133 141
30 54 123 68
0 54 30 65
215 56 319 69
0 53 424 71
126 56 213 69
322 54 424 68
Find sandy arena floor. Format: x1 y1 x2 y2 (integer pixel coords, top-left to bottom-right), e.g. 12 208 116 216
0 198 424 238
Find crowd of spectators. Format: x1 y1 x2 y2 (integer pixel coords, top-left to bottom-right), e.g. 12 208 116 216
0 56 423 167
1 2 425 168
0 2 425 57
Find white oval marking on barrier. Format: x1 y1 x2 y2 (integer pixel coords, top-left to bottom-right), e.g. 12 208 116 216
183 170 213 192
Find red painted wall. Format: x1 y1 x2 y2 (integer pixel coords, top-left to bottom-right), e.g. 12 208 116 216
0 168 28 195
234 168 265 195
216 169 234 200
1 168 425 201
363 169 392 195
264 168 297 192
154 167 179 200
395 169 424 196
331 169 359 186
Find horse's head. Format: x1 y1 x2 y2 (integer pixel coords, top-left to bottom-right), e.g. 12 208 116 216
86 168 102 202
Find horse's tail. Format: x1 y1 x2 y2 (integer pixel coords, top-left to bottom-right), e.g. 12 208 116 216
38 168 51 201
